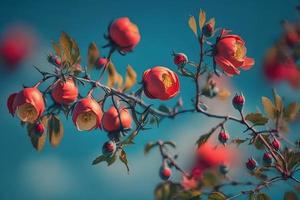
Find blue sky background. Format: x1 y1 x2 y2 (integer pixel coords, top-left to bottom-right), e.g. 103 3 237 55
0 0 300 199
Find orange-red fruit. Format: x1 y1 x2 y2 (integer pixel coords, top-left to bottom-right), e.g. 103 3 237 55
102 106 132 132
51 78 78 105
109 17 141 52
72 97 103 131
8 87 45 123
143 66 180 100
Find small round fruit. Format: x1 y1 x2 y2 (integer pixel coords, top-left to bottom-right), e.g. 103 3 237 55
159 166 172 180
102 140 116 156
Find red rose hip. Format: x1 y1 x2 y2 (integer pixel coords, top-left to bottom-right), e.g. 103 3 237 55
143 66 180 100
109 17 140 52
102 106 132 132
51 78 78 105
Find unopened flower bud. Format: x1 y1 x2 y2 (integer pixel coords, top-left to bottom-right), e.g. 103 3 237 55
203 22 214 37
246 157 257 171
96 57 108 69
232 93 245 112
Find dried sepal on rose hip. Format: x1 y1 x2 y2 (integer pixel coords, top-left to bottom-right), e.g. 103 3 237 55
7 87 45 123
102 140 117 156
109 17 141 52
159 166 172 180
102 106 132 132
51 77 78 105
142 66 180 100
214 29 255 76
72 97 103 131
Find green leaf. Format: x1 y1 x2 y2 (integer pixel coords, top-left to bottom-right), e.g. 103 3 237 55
196 132 213 147
256 192 270 200
199 10 206 29
70 38 80 65
123 65 137 92
208 191 226 200
253 134 269 150
144 142 157 155
284 102 300 121
87 42 100 71
59 32 72 62
164 141 176 149
107 62 123 88
188 15 198 36
273 89 283 112
262 96 276 119
231 138 248 147
106 155 117 166
119 150 130 172
249 192 255 200
158 105 170 114
92 155 106 165
245 112 269 126
154 182 183 200
48 115 64 148
284 191 298 200
52 41 61 57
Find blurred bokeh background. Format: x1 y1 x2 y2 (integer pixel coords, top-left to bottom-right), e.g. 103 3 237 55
0 0 300 199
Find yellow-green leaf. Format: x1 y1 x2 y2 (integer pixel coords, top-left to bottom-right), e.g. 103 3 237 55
59 32 72 62
70 38 80 65
208 191 226 200
87 42 100 71
119 149 130 172
52 41 61 57
107 62 123 88
273 90 283 112
188 15 198 36
245 112 269 126
48 115 64 148
199 10 206 29
256 192 270 200
262 96 276 119
144 142 157 155
123 65 137 91
284 102 300 121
